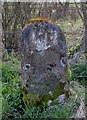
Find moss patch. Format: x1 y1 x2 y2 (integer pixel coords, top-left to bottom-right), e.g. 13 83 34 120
22 82 69 107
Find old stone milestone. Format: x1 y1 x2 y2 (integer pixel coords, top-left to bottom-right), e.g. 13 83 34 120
21 18 69 105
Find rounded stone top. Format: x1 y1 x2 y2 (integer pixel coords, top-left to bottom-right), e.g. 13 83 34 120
21 18 66 56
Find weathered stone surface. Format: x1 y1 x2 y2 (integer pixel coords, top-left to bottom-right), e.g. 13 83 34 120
21 18 68 104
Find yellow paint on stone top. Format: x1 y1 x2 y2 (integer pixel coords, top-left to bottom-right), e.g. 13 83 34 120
25 17 60 26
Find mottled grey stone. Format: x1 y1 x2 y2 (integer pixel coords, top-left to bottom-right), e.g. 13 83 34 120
21 20 68 96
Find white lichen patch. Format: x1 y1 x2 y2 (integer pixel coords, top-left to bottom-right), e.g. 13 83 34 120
47 100 52 106
32 32 35 40
49 91 53 95
31 30 58 54
32 34 51 52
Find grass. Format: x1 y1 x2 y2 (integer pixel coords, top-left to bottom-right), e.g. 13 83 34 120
71 64 87 110
0 81 2 120
1 53 86 119
2 54 22 118
71 64 87 87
